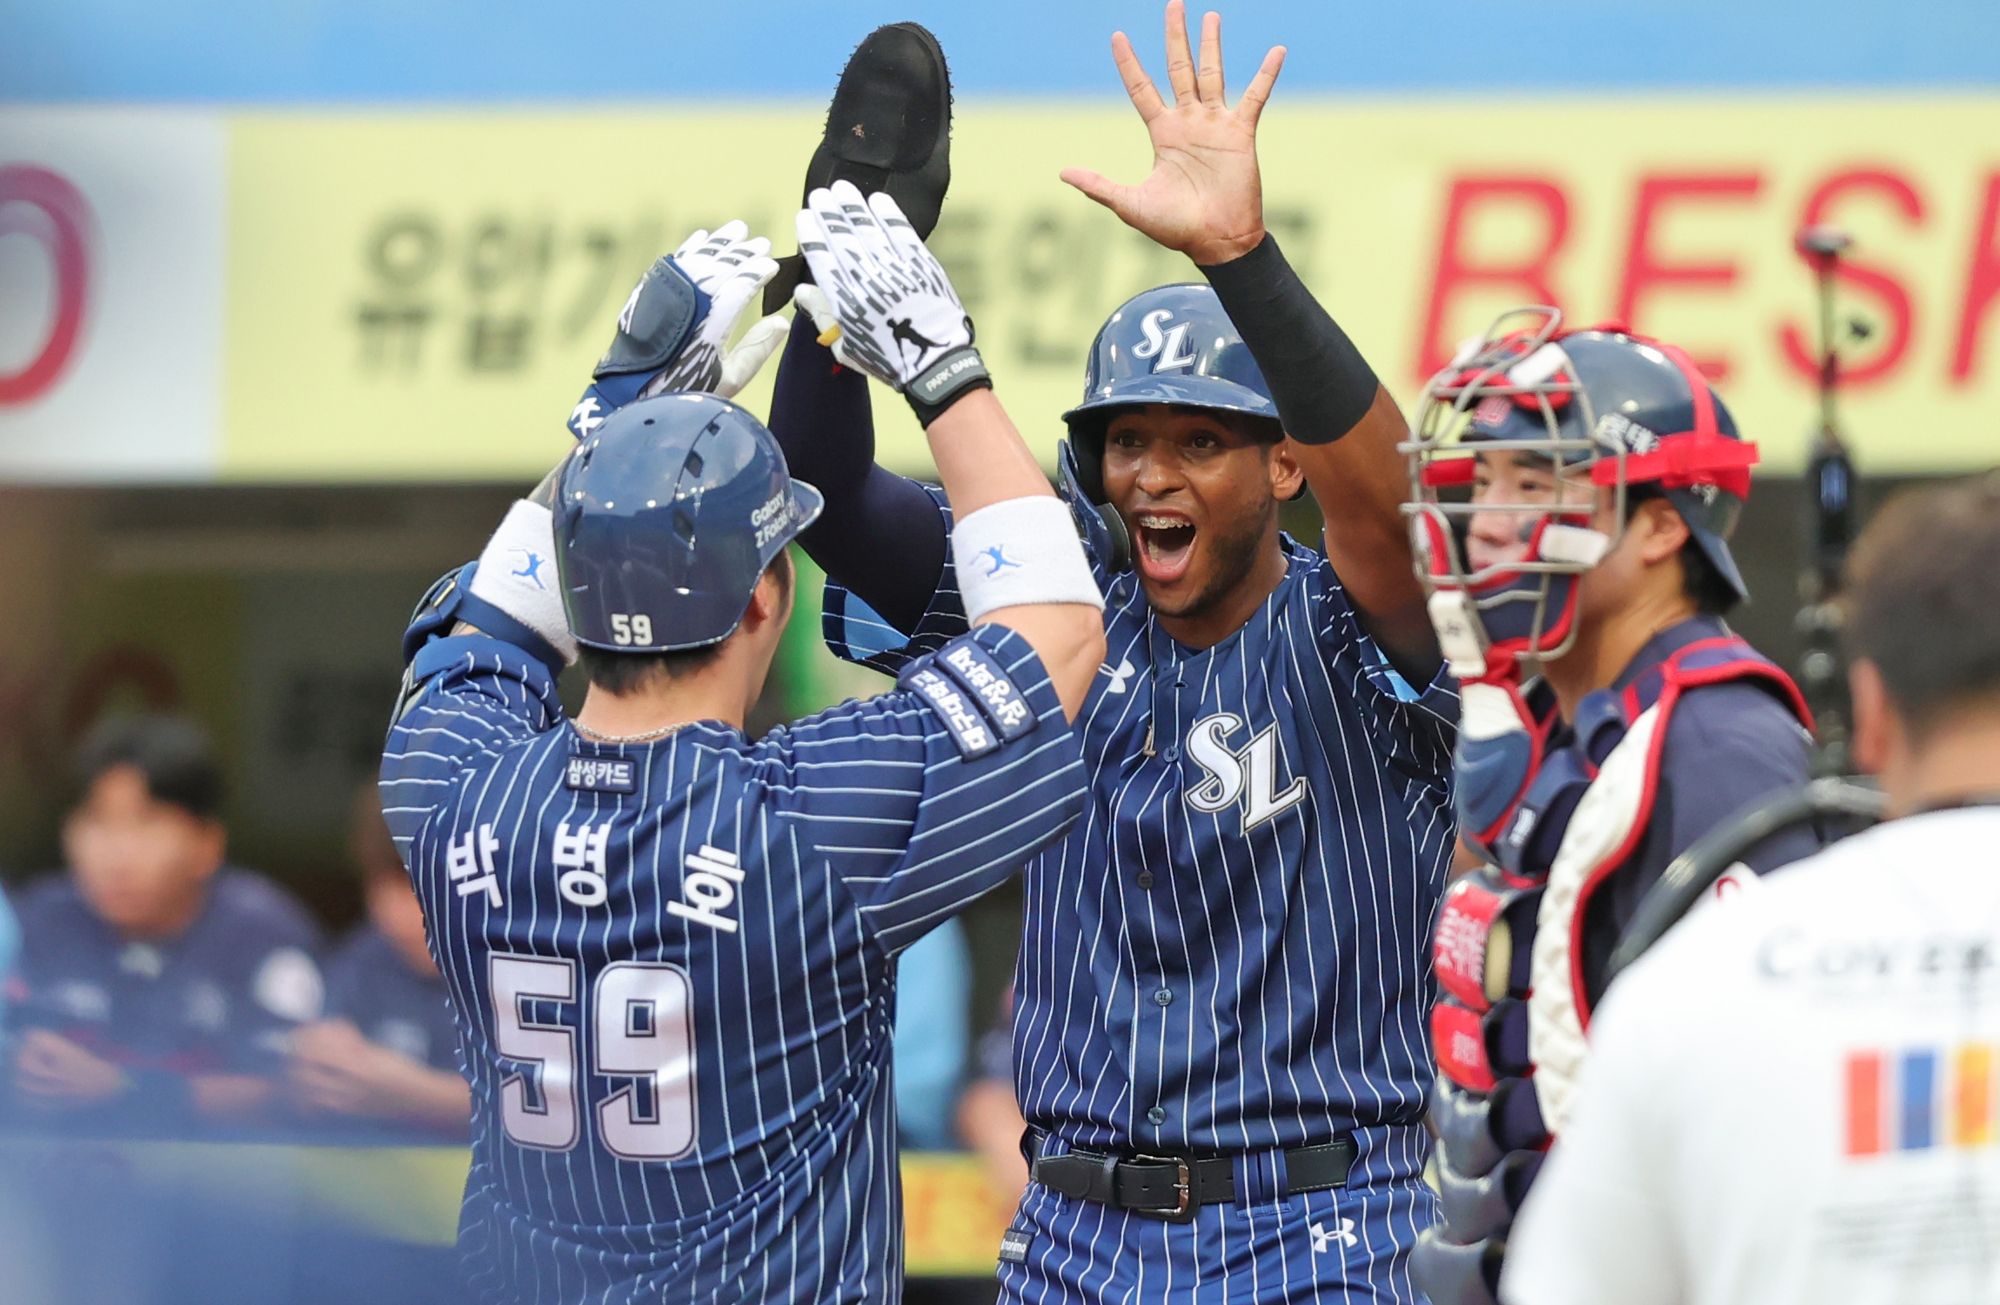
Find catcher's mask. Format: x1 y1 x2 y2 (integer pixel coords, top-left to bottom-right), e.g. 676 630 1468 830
1401 307 1758 680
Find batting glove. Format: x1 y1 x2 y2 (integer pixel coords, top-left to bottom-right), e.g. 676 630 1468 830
567 221 786 440
795 180 991 426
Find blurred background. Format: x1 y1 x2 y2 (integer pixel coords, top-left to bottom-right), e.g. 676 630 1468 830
1 0 1996 1298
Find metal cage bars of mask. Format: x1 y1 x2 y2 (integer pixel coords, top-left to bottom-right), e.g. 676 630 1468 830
1399 306 1637 673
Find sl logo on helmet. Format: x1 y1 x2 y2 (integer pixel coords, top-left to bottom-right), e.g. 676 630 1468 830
1132 308 1198 373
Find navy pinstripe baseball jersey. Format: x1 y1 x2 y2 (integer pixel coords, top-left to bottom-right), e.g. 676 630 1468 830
826 487 1457 1158
6 869 324 1114
322 925 460 1074
381 600 1086 1304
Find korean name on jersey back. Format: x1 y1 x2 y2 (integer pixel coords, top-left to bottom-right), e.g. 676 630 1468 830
380 614 1090 1302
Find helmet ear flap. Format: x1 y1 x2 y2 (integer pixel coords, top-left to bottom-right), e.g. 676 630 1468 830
1056 437 1129 573
1058 431 1107 504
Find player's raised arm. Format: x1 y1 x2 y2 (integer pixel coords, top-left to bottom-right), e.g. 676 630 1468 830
382 225 787 850
796 181 1106 717
1061 2 1435 678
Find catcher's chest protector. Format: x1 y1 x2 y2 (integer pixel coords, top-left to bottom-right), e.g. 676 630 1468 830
1423 637 1809 1295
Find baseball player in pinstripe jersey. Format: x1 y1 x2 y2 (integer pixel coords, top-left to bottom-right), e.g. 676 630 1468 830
380 193 1106 1302
769 6 1455 1300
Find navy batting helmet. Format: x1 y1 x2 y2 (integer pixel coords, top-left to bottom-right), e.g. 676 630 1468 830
555 392 824 652
1060 284 1279 501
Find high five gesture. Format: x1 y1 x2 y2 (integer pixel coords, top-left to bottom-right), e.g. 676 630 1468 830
1060 1 1284 266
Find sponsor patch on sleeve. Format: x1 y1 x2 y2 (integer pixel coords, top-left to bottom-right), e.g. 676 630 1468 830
899 634 1039 759
565 755 637 794
903 665 998 759
935 636 1036 742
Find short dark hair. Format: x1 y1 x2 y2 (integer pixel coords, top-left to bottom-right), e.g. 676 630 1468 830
1676 533 1739 616
1626 486 1739 616
1844 470 2000 736
578 552 794 697
73 714 223 821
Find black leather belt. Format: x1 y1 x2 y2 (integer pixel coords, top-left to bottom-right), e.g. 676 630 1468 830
1024 1126 1358 1223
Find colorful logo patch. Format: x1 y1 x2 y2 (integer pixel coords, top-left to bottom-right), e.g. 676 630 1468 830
1844 1044 1997 1157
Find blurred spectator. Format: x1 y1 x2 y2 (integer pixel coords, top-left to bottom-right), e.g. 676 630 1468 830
893 916 971 1151
956 985 1029 1206
5 715 324 1132
288 783 469 1138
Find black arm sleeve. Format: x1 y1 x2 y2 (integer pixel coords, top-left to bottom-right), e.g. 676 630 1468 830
766 313 950 634
1198 234 1379 446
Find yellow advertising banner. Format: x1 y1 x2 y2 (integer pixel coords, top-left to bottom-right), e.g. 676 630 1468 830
225 97 2000 481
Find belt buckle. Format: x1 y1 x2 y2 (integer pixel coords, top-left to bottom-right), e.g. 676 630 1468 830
1127 1153 1196 1223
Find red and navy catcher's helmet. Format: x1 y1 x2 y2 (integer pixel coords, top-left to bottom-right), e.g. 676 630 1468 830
1404 307 1759 678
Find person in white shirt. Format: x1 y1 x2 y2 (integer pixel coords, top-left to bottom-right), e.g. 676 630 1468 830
1503 469 2000 1305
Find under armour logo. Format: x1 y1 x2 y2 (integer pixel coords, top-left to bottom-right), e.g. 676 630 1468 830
1100 658 1136 695
510 549 548 589
978 545 1021 577
570 395 605 438
1131 308 1197 373
1309 1218 1357 1254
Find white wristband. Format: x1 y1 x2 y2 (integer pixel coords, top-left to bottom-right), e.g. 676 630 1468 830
470 500 579 664
951 496 1105 623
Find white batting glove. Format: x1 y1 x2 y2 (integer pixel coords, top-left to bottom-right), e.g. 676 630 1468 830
711 311 790 399
795 181 991 424
568 222 787 440
641 221 785 399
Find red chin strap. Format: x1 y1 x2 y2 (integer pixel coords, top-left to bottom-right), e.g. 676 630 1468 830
1417 512 1588 676
1419 511 1591 596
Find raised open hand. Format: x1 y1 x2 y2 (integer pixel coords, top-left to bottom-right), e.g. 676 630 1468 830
1060 1 1284 266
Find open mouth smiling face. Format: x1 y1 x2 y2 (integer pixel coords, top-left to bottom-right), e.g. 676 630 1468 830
1100 404 1289 619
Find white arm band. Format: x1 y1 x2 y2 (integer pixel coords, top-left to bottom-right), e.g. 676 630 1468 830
950 496 1106 623
469 500 580 664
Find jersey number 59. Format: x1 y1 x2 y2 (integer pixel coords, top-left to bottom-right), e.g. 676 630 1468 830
608 613 654 646
488 954 696 1160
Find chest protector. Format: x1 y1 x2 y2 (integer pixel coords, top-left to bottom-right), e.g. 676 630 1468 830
1415 636 1810 1305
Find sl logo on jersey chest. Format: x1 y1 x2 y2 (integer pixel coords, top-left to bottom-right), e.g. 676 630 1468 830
1183 712 1307 831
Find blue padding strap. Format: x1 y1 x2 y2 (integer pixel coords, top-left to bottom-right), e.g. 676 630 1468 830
402 561 565 678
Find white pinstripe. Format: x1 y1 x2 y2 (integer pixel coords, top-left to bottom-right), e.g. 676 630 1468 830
382 618 1084 1303
825 498 1454 1304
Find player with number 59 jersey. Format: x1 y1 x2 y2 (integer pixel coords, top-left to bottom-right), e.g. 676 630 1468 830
381 200 1104 1304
